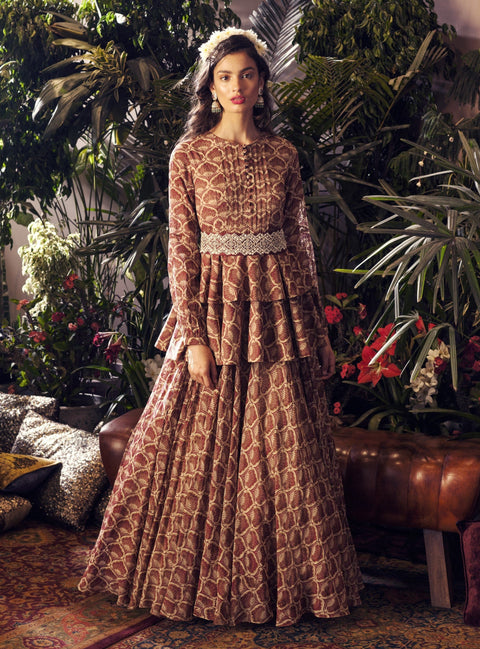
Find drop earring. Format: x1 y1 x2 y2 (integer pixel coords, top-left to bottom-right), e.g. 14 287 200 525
211 91 221 114
255 88 264 109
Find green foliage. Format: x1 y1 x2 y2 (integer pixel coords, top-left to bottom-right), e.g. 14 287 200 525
0 0 76 246
2 276 118 405
350 133 480 413
296 0 450 77
77 0 239 71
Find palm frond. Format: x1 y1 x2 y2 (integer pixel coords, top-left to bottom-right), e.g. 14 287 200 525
249 0 311 82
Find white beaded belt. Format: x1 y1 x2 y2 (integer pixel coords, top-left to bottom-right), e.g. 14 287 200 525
200 230 287 255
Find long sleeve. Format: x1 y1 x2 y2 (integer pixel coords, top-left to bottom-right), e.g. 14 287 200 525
167 144 208 348
283 148 320 291
283 147 329 343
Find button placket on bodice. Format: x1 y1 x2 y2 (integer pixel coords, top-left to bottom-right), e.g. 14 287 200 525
242 144 256 217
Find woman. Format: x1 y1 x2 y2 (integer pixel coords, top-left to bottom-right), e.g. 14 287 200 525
79 27 363 627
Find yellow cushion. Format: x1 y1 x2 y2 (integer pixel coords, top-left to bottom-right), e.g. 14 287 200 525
0 452 60 495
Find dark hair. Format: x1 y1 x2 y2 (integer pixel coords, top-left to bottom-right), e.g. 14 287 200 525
180 34 273 141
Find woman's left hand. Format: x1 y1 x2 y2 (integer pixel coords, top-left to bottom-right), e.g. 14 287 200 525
319 341 336 379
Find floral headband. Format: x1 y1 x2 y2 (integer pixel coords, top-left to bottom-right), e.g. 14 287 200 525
198 28 268 63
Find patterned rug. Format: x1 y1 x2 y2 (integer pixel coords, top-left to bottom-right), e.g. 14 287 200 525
0 520 157 649
1 519 478 649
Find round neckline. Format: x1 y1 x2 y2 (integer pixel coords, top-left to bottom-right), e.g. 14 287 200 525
207 131 268 147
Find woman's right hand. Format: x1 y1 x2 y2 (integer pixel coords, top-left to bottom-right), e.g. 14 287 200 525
186 344 218 389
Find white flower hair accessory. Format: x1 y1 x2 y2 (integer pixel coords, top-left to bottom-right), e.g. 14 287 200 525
199 28 268 63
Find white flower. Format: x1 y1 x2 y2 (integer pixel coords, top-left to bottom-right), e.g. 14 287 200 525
408 342 450 408
199 28 268 62
18 219 80 314
142 354 164 390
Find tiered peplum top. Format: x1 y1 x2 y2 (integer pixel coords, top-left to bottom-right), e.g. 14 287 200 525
155 132 328 365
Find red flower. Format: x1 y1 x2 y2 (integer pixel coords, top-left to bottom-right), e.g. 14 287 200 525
353 326 363 337
16 299 30 311
335 292 348 300
371 323 397 356
469 336 480 353
91 322 100 332
105 340 122 364
434 357 447 374
333 401 342 415
76 317 85 326
63 273 79 290
325 305 343 324
51 312 65 323
473 360 480 373
415 317 426 334
357 345 401 387
358 303 367 320
340 363 356 379
28 331 47 344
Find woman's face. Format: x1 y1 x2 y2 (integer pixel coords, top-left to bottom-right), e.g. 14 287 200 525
210 50 263 117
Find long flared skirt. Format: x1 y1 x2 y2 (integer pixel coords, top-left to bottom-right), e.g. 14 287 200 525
78 354 363 626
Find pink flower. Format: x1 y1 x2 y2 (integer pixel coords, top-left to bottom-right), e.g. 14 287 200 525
16 299 30 311
28 331 47 344
325 305 343 324
340 363 356 379
105 340 122 364
51 312 65 323
358 303 367 320
68 322 78 332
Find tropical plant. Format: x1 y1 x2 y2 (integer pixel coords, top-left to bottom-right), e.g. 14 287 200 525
324 290 480 436
335 133 480 435
0 0 76 246
12 1 240 410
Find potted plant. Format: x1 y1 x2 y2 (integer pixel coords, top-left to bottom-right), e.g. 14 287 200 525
330 133 480 437
0 220 120 414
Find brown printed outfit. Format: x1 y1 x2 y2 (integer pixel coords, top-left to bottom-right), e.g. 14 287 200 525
78 133 363 626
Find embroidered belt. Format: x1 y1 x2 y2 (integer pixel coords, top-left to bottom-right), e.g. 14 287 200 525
200 230 287 255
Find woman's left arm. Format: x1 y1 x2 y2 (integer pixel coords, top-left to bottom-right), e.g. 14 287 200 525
283 146 335 378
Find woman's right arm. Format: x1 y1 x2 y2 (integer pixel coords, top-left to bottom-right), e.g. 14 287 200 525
168 144 208 349
168 145 217 387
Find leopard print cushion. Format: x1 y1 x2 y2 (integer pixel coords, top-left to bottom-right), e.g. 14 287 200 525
0 494 31 532
12 410 107 530
0 394 58 452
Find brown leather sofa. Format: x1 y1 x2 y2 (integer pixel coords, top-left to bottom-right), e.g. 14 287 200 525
99 410 480 609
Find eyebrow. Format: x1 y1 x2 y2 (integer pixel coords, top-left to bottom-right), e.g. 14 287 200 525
215 66 256 74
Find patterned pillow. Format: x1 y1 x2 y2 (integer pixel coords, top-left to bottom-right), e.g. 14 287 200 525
12 410 107 530
0 494 32 532
0 394 58 452
0 452 61 495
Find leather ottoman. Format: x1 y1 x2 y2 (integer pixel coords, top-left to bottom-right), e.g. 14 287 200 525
98 412 480 609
